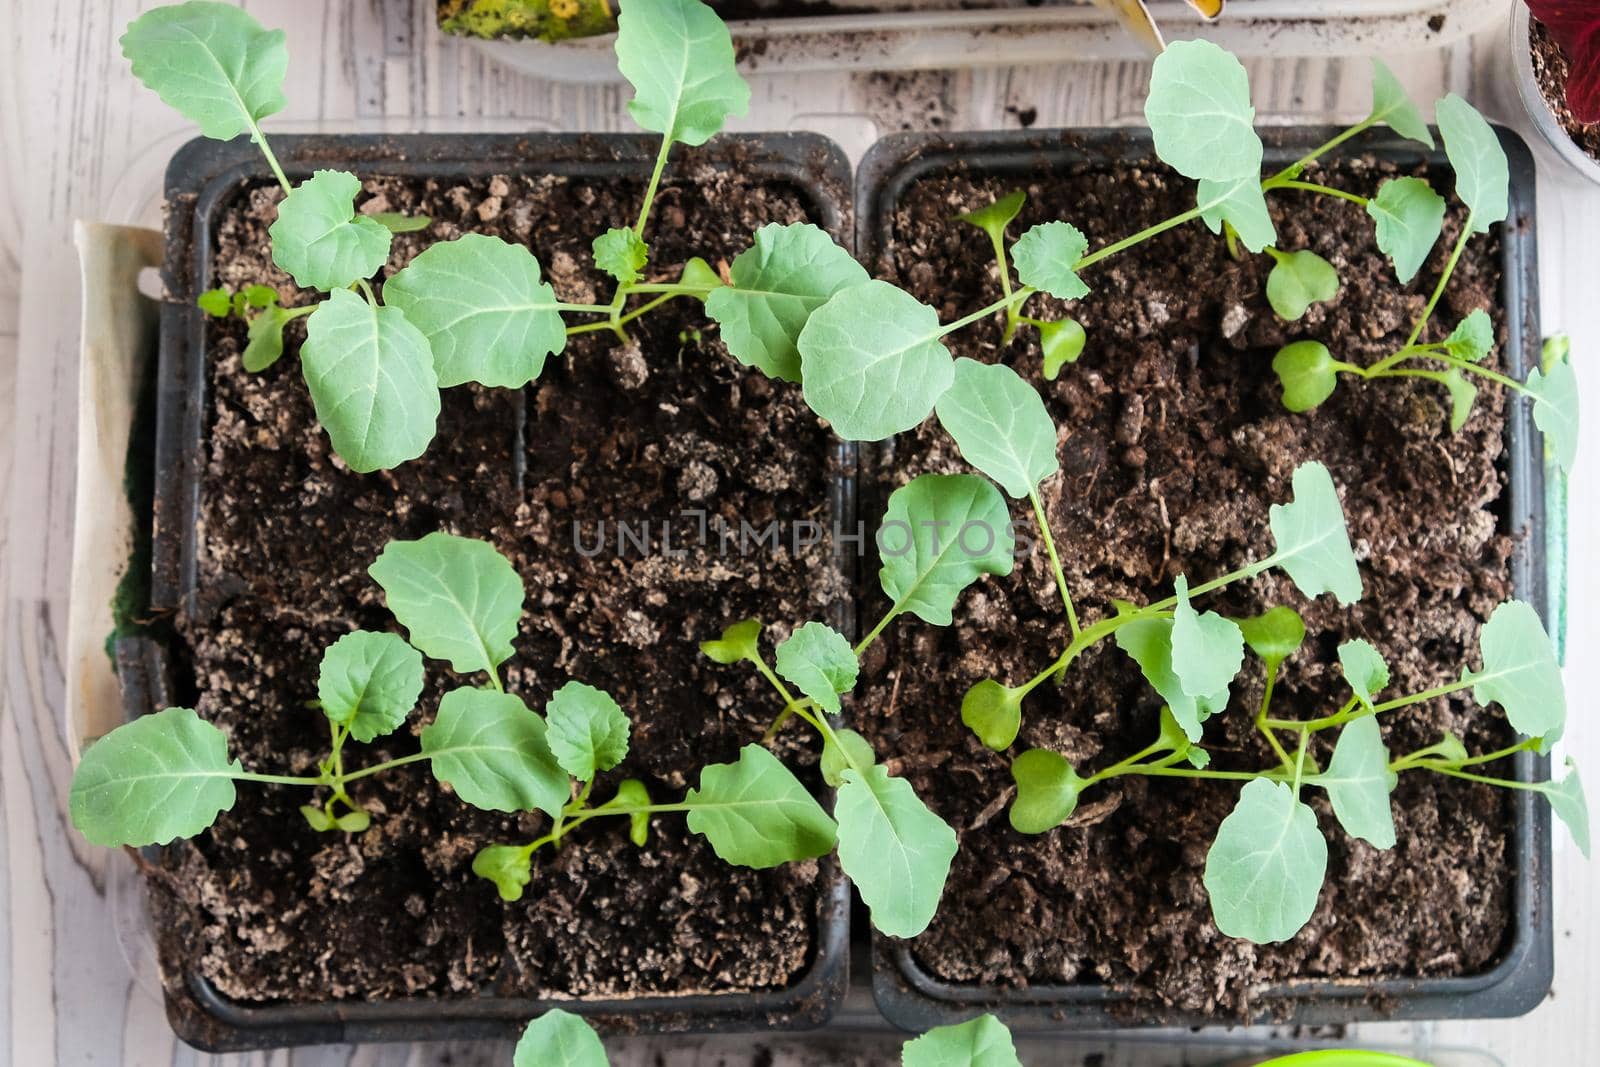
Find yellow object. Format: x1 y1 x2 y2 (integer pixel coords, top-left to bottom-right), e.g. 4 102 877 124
1088 0 1226 54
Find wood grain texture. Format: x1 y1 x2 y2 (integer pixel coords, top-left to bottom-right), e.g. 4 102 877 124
1 1 1594 1062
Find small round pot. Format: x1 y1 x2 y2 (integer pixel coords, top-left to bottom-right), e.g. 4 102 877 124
1511 4 1600 187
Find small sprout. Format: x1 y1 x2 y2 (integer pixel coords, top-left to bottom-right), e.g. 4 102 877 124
1272 340 1340 412
1203 778 1328 943
901 1012 1022 1067
699 618 763 664
957 189 1025 239
299 804 335 833
592 226 649 285
1145 39 1263 181
197 287 232 317
935 359 1060 499
835 763 958 938
820 729 876 788
369 532 525 677
877 473 1015 626
961 679 1026 752
1264 248 1340 321
798 280 954 441
421 688 569 817
1234 605 1306 670
1318 716 1398 849
1009 749 1086 833
1336 638 1390 712
773 621 858 714
1010 222 1090 301
684 745 837 867
1366 177 1446 284
514 1008 608 1067
1038 317 1086 379
474 843 535 902
335 809 371 833
609 779 654 846
545 681 631 782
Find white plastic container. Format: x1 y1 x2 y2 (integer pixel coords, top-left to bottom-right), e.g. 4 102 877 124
467 0 1507 82
1509 4 1600 188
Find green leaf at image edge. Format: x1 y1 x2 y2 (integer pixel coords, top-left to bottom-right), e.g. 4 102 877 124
1144 39 1263 182
514 1008 609 1067
901 1013 1023 1067
615 0 749 147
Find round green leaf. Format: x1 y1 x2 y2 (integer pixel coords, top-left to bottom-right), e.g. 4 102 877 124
1527 358 1579 475
269 171 393 292
300 288 439 472
1199 174 1277 254
1170 574 1245 701
836 765 958 938
1265 250 1340 321
821 728 876 788
369 532 524 678
122 2 287 140
1336 638 1390 711
1366 177 1446 284
1144 39 1263 181
774 621 859 715
1318 716 1397 849
901 1013 1023 1067
1542 759 1590 860
422 688 569 817
1369 59 1435 148
1268 461 1363 606
699 617 763 665
1234 605 1306 670
615 0 749 147
1038 317 1086 379
473 843 534 901
798 280 956 442
961 679 1025 752
591 226 648 285
514 1008 608 1067
705 222 869 382
317 630 425 743
70 707 239 847
545 681 630 783
384 233 567 389
1272 341 1340 413
1010 222 1089 301
878 473 1015 626
1203 778 1328 943
935 359 1059 499
1463 600 1565 749
1436 94 1508 233
684 744 838 868
1008 749 1086 834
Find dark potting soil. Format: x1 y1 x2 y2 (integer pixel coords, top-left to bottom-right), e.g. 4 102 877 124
861 152 1518 1019
1530 18 1600 166
154 160 845 1009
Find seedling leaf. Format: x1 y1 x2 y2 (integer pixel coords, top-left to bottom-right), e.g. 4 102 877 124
1010 222 1089 301
1144 39 1263 181
1009 749 1086 833
1203 778 1328 943
699 618 763 665
317 630 425 742
1444 308 1494 363
798 281 955 441
122 2 287 140
1527 357 1579 475
774 621 859 714
1541 759 1590 859
1336 638 1389 711
685 744 838 867
961 679 1025 752
821 729 876 788
836 765 958 938
1444 370 1478 432
1116 618 1228 742
198 287 231 317
1039 318 1087 378
592 226 649 285
546 681 630 782
1319 716 1397 848
514 1008 608 1067
69 707 240 847
384 233 567 388
269 171 392 291
300 288 439 472
422 688 568 817
1436 94 1509 233
371 212 431 233
1265 250 1340 322
1268 461 1363 606
1170 574 1246 701
958 190 1026 241
369 532 524 677
705 222 868 382
473 844 534 901
1234 605 1305 670
935 359 1059 498
615 0 749 147
609 778 654 846
1462 600 1565 749
878 473 1015 625
901 1013 1023 1067
1198 175 1277 254
1369 59 1435 147
1367 177 1446 284
1272 340 1339 413
242 304 290 372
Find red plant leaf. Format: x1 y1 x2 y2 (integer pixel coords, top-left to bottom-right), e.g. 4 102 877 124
1528 0 1600 122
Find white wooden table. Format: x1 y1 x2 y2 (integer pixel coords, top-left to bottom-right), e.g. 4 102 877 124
2 2 1595 1063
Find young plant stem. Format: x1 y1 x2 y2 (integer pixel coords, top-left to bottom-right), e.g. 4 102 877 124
1075 207 1205 272
1404 224 1473 348
249 124 294 196
1255 664 1296 770
1265 678 1476 733
983 229 1020 342
635 135 675 239
1264 178 1369 207
936 287 1038 339
1027 486 1079 637
854 606 898 658
1267 118 1375 184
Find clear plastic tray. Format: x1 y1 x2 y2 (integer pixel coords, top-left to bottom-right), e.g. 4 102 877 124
466 0 1506 82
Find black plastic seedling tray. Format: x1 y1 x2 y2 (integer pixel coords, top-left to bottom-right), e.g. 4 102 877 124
856 126 1552 1032
124 131 857 1051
